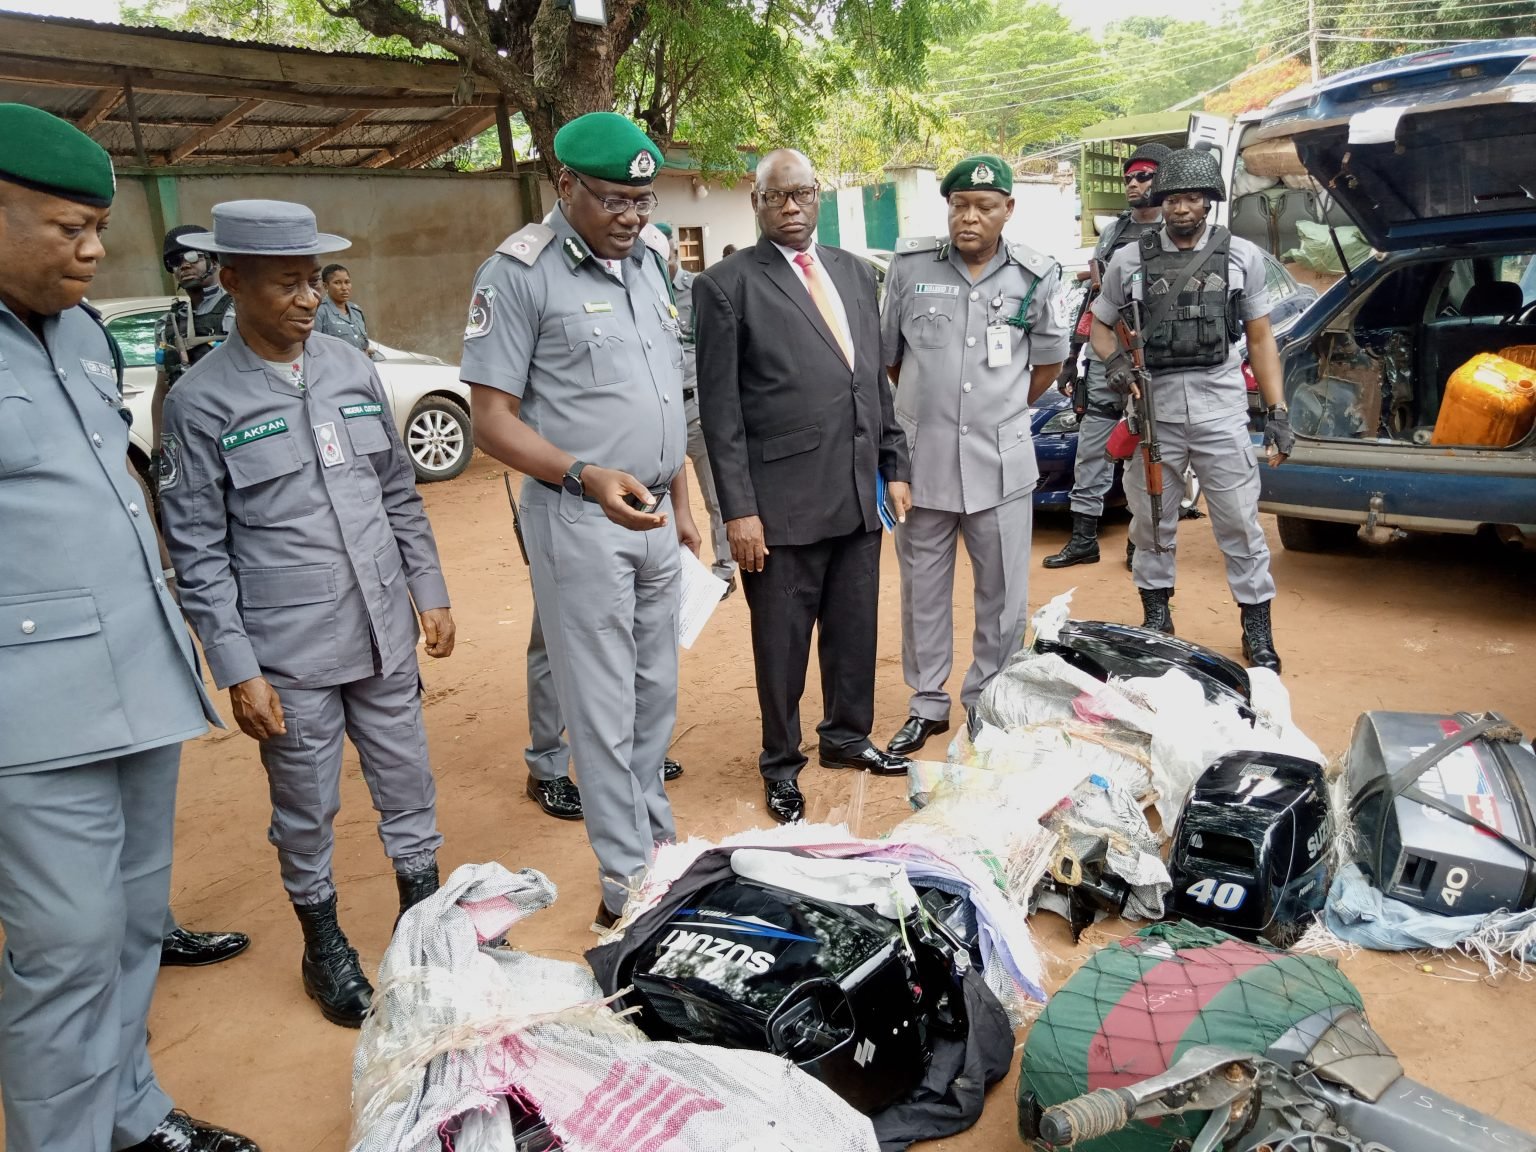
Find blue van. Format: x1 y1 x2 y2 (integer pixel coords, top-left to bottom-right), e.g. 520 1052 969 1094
1239 40 1536 552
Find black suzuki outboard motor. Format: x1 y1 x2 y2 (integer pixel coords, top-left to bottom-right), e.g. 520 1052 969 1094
625 875 967 1115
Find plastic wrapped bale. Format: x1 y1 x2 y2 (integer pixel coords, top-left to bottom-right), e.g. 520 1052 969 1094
349 862 881 1152
1016 922 1362 1152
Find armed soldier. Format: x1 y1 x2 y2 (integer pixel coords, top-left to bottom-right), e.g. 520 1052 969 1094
1089 148 1291 672
1045 142 1169 570
150 224 235 452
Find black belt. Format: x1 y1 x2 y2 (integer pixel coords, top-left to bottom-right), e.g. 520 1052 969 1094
682 388 696 401
536 478 671 505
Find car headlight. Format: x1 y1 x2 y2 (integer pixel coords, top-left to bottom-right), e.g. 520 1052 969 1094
1038 409 1080 436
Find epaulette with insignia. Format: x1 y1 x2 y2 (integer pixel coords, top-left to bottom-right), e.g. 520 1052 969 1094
640 222 671 262
1006 240 1057 280
496 222 556 267
894 236 941 256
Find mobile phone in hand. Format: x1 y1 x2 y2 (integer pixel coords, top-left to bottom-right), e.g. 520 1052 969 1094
623 492 662 514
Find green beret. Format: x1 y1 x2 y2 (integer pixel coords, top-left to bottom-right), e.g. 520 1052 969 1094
940 154 1013 197
653 221 674 238
554 112 664 187
0 103 115 208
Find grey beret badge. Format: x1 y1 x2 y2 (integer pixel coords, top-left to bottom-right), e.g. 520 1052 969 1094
972 162 995 186
465 284 496 339
157 433 181 492
629 149 658 180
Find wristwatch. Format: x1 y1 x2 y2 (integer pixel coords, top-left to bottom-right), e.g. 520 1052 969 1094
561 460 589 496
1267 403 1289 416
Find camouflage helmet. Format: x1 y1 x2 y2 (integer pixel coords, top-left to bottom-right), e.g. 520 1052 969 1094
1149 147 1225 205
1123 141 1172 174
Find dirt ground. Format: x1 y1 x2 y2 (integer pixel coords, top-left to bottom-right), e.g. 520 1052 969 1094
135 452 1536 1151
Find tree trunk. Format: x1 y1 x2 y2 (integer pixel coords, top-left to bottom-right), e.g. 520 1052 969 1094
337 0 646 180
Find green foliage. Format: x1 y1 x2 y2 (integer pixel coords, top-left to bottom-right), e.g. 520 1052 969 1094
118 0 440 56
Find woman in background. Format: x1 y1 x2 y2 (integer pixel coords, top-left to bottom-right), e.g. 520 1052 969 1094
317 263 372 354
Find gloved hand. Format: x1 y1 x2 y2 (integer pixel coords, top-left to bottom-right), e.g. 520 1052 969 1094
1104 350 1135 396
1056 356 1080 394
1264 405 1295 462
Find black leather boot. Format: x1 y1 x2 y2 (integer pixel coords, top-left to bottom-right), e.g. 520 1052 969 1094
1139 586 1175 635
293 896 373 1028
1125 537 1136 571
1240 601 1282 673
1044 513 1101 568
394 863 440 927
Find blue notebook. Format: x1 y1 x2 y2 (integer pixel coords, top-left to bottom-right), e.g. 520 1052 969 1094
875 472 897 533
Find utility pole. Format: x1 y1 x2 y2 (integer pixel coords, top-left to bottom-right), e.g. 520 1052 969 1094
1308 0 1321 83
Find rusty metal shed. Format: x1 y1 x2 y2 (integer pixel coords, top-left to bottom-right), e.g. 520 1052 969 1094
0 11 503 170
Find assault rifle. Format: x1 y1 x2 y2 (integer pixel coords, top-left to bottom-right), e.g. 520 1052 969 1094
1064 258 1108 420
1114 297 1164 552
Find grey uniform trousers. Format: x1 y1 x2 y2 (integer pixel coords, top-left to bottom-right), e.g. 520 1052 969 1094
520 482 679 916
684 397 734 580
524 608 570 782
1126 416 1276 604
896 497 1034 723
258 658 442 904
1069 360 1122 518
0 746 179 1152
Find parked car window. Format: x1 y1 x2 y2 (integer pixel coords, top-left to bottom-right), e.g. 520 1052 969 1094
105 310 165 369
1261 252 1298 304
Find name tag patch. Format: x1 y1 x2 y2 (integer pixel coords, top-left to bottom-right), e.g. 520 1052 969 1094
583 301 613 314
221 417 288 451
340 402 384 419
914 283 960 296
81 358 114 379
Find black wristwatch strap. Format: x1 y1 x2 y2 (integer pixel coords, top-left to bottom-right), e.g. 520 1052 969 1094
562 459 588 496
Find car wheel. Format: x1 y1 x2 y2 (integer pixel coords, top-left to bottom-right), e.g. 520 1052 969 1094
1276 515 1358 553
405 396 471 483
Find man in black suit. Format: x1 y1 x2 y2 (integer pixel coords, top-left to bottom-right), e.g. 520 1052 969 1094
695 148 913 824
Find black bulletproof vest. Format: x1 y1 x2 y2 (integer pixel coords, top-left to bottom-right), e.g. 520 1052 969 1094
1097 214 1158 263
1139 226 1234 370
161 292 233 384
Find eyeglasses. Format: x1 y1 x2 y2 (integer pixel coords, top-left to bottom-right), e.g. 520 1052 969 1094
1124 171 1155 184
759 186 820 209
165 249 209 271
571 171 658 216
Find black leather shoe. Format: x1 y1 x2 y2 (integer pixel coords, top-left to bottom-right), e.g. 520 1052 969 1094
159 927 250 968
122 1109 260 1151
886 716 950 756
663 758 684 782
819 744 912 776
592 900 622 934
719 574 738 600
526 775 583 820
293 896 372 1028
764 780 805 824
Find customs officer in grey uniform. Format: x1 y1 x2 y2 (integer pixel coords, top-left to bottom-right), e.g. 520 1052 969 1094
881 155 1068 756
1090 149 1290 670
462 113 699 931
159 200 456 1028
0 104 258 1152
1045 142 1169 570
518 220 686 824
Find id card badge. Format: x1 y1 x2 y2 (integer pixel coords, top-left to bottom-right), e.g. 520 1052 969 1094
986 324 1012 368
313 422 346 468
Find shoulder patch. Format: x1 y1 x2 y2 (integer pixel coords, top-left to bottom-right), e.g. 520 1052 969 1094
158 433 182 492
465 285 496 339
496 222 556 267
640 223 671 262
1006 241 1056 280
895 236 940 256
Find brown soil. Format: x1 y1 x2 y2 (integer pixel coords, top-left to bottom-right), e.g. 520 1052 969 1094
82 454 1536 1148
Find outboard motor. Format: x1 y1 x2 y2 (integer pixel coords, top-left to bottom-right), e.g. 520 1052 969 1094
1347 711 1536 916
1168 751 1330 947
625 876 969 1115
1035 620 1254 720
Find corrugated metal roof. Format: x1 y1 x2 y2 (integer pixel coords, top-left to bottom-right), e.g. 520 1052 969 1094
0 11 500 170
